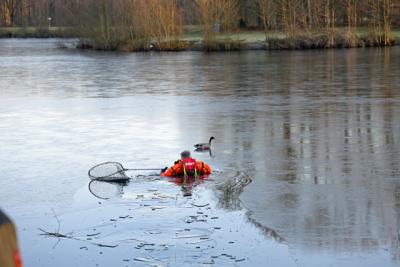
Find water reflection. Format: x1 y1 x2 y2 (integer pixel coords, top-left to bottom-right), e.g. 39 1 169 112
247 216 288 245
237 95 400 258
88 175 211 199
194 148 215 158
166 176 210 197
88 180 127 200
214 171 252 210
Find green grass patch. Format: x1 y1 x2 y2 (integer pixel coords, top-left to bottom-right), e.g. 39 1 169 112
392 29 400 38
0 27 76 38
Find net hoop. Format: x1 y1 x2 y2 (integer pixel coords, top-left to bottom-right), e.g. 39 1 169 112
88 162 130 181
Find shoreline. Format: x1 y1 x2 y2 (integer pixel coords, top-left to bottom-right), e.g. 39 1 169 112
0 27 76 39
73 37 400 52
1 27 399 52
76 38 400 53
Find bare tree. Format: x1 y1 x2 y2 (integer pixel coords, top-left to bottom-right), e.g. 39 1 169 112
342 0 358 46
324 0 336 47
278 0 303 38
195 0 240 43
368 0 393 45
256 0 275 39
382 0 393 45
127 0 183 50
2 0 20 26
147 0 183 48
1 0 397 49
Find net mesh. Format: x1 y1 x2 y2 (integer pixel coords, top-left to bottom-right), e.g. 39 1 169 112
88 162 130 181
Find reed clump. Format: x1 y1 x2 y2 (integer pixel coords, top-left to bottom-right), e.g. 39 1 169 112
76 0 183 51
266 31 395 50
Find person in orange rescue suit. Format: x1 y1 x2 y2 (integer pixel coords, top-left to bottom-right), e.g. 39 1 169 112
161 151 212 177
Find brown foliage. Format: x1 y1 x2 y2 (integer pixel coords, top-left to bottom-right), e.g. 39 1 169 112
0 0 397 49
195 0 240 42
77 0 183 50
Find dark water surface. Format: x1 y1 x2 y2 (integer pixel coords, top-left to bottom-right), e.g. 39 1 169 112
0 39 399 266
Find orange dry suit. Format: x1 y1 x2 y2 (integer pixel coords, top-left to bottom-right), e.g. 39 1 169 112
161 158 212 177
0 210 23 267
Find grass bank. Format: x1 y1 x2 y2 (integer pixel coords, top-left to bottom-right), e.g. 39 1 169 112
0 27 77 38
181 27 400 51
120 27 400 52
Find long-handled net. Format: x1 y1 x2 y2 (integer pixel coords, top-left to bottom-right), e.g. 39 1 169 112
88 162 162 182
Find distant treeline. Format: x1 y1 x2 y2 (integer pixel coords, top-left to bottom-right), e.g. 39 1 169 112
1 0 399 50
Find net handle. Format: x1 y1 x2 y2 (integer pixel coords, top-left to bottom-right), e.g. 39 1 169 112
124 168 163 171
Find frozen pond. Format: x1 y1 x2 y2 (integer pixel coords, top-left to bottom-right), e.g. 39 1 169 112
0 39 399 266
